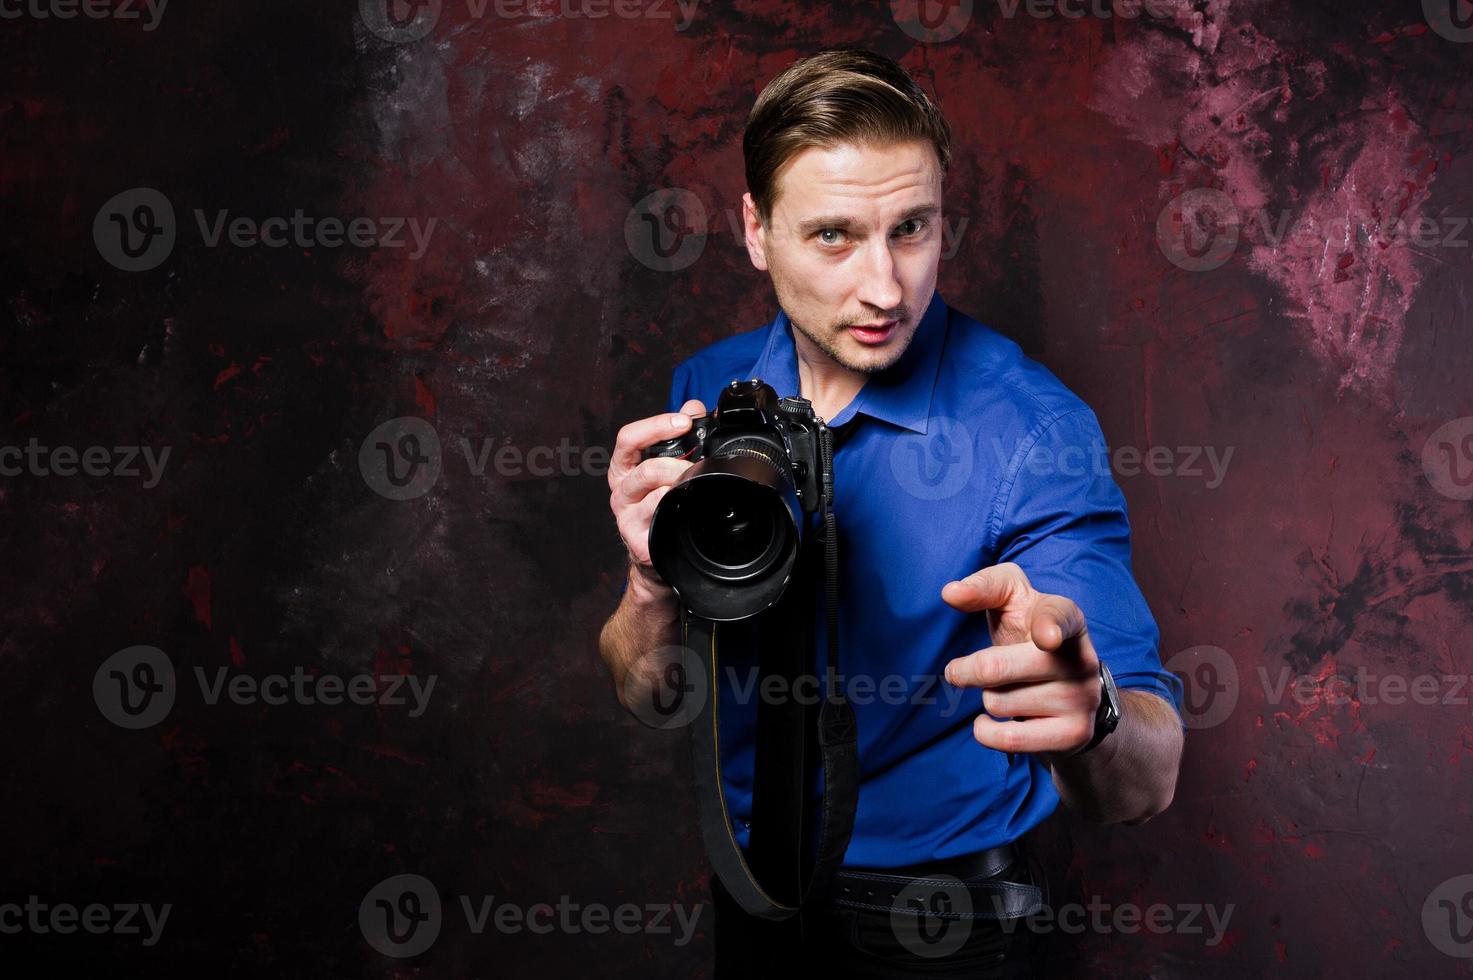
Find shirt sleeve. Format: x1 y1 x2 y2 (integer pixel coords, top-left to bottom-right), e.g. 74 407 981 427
620 360 696 601
984 407 1186 727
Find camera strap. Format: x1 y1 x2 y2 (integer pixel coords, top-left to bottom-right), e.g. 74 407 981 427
680 424 858 923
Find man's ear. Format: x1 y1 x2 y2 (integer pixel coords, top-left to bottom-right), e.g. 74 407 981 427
742 192 769 272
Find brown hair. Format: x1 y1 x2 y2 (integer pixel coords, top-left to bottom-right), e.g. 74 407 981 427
743 48 951 222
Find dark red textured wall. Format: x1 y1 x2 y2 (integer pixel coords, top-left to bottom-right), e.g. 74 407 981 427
2 0 1472 975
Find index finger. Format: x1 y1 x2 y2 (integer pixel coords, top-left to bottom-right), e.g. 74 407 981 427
610 399 706 477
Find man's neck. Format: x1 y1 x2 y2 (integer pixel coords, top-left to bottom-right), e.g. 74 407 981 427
792 327 865 423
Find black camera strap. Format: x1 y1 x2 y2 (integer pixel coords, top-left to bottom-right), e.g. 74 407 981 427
680 424 859 923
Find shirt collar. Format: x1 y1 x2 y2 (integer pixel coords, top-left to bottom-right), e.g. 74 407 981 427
748 289 949 435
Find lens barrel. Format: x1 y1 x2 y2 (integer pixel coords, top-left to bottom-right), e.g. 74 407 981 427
648 435 804 621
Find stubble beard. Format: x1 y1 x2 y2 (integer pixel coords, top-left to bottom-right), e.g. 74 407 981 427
789 312 911 375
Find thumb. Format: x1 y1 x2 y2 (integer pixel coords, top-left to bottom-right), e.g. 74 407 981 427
941 563 1029 613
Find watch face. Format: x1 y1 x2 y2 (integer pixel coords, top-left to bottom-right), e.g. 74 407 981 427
1078 664 1122 755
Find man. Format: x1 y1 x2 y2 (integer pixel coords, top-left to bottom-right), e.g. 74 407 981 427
600 48 1186 977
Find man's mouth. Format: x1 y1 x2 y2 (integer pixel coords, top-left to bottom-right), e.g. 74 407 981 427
848 320 897 345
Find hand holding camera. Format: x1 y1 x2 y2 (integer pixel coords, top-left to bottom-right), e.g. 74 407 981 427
608 398 709 584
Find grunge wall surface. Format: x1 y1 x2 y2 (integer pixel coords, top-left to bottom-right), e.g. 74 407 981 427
3 1 1472 975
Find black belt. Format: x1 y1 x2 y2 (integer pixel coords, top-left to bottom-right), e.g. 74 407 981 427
830 842 1045 920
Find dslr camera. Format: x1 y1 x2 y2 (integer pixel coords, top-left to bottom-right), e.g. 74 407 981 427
640 378 833 622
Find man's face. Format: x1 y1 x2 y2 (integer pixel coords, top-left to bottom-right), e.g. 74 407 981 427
743 138 943 374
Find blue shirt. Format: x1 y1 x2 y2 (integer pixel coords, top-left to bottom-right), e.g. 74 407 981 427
641 289 1184 868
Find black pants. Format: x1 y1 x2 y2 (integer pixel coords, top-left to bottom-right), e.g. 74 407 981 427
710 853 1049 978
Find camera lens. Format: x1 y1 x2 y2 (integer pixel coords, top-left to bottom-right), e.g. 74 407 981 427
684 496 780 574
647 426 807 621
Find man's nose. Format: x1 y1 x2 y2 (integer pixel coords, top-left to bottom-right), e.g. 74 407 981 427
855 240 904 313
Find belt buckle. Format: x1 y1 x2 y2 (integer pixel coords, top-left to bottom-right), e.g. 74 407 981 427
937 843 1017 881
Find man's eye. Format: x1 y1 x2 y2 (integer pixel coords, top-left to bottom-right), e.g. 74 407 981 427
896 218 926 237
818 229 845 246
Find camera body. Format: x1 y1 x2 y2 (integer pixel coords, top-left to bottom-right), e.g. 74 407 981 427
641 378 831 621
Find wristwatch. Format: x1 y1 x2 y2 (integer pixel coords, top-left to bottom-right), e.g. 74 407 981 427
1076 662 1121 755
